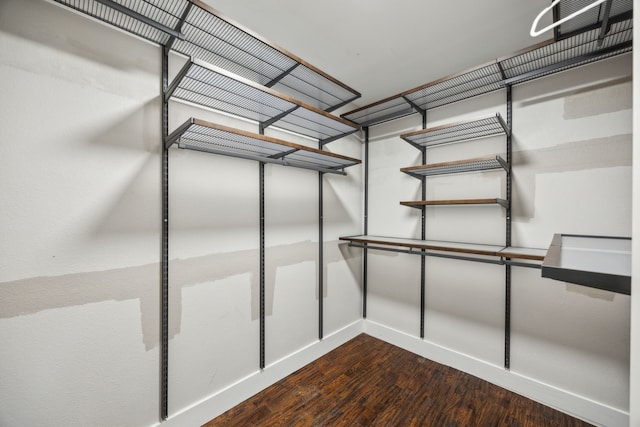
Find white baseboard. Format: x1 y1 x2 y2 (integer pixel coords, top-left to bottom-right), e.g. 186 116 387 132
158 320 364 427
364 319 629 427
157 318 627 427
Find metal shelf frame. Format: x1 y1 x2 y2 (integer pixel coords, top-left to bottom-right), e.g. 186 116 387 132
53 0 361 112
342 15 632 127
339 235 546 265
400 113 509 149
400 198 509 209
166 58 359 144
401 155 509 178
165 118 360 174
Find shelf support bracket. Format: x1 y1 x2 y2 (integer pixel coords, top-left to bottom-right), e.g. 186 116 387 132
597 0 614 46
94 0 185 41
402 96 427 120
261 106 300 129
325 94 361 113
319 128 359 147
265 63 300 88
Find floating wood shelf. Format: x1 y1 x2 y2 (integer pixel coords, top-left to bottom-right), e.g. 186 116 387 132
166 118 361 174
400 198 508 209
400 114 509 149
53 0 360 112
541 234 631 294
166 58 359 144
341 17 632 126
339 235 546 262
401 155 509 178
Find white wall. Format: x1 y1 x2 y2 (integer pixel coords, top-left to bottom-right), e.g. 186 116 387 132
0 1 362 426
366 54 632 426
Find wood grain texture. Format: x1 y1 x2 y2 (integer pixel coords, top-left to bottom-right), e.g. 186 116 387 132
203 334 593 427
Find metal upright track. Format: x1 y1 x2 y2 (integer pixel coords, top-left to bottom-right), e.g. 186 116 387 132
419 111 427 340
363 127 369 318
160 46 170 422
504 85 513 371
259 161 266 369
318 165 324 341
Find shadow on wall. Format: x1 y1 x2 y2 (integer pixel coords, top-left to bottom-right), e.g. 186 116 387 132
0 0 160 79
0 241 361 351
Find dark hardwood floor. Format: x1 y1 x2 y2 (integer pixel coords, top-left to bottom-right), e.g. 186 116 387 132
203 334 593 427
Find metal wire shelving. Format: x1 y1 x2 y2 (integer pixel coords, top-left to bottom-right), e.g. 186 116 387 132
166 58 359 144
342 12 632 127
53 0 361 112
400 113 509 149
401 155 509 178
165 119 360 174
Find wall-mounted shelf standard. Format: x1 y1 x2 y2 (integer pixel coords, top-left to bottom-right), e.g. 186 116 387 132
166 58 359 144
401 155 509 178
53 0 361 112
165 118 361 174
342 16 632 127
400 114 509 149
400 198 508 209
339 235 546 264
541 234 631 295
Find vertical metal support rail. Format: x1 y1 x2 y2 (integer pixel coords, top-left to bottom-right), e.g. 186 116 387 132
160 46 170 421
258 125 266 370
504 85 513 370
160 5 191 418
419 111 427 339
363 127 369 318
318 141 324 340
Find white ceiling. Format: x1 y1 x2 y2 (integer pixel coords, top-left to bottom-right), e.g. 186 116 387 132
203 0 555 109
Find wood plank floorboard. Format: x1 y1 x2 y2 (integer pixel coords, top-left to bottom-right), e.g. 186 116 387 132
203 334 594 427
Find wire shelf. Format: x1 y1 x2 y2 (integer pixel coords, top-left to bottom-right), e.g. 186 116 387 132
501 18 632 85
165 118 360 174
340 95 416 127
555 0 632 38
167 59 358 142
400 198 508 209
400 113 509 148
340 14 632 127
53 0 188 44
401 155 509 178
52 0 360 111
403 62 504 111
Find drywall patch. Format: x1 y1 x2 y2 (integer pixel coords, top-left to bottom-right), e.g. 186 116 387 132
0 240 358 350
511 134 631 221
564 77 632 120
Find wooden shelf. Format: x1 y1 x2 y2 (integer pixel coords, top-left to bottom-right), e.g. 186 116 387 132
339 235 545 262
341 18 632 127
400 198 508 209
166 58 359 144
401 155 509 178
400 114 509 149
166 118 360 174
52 0 360 112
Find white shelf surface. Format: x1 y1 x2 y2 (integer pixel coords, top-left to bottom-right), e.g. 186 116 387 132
340 235 545 261
541 234 631 294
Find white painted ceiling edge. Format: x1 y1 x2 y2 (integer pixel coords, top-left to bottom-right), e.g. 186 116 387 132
204 0 554 107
